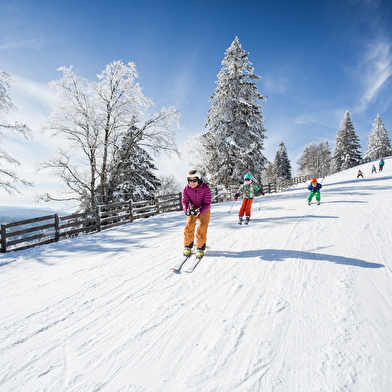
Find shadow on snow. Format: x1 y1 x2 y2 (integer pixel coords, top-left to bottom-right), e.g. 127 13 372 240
207 249 384 269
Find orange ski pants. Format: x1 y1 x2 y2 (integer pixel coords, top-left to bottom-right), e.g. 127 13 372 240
239 198 253 218
184 209 211 249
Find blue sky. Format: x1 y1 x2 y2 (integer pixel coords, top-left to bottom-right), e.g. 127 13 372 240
1 0 392 209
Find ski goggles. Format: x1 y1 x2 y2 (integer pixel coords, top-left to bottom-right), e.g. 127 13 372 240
188 178 198 183
244 179 251 182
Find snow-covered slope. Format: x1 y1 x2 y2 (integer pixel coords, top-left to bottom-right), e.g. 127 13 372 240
1 159 392 392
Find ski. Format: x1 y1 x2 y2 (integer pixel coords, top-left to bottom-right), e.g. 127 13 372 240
183 254 205 273
171 254 193 272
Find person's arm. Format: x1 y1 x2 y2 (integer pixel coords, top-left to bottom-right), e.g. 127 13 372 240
182 187 190 212
199 186 212 216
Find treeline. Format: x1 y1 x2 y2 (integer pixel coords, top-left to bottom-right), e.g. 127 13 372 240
263 111 391 184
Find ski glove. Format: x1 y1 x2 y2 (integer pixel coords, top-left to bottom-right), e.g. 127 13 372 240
185 208 200 216
190 209 200 216
234 192 239 201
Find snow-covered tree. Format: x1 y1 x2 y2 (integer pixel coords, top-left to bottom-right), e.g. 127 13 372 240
297 140 331 178
40 61 180 210
0 71 33 194
191 37 267 187
331 111 361 173
274 140 291 181
261 161 277 185
109 144 161 203
156 174 182 195
363 114 392 160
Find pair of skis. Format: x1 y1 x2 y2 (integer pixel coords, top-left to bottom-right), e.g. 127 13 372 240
171 252 204 273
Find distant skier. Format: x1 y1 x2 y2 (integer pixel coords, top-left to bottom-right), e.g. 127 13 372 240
307 178 322 205
379 158 385 172
357 169 363 178
234 174 264 224
371 165 377 174
182 170 212 258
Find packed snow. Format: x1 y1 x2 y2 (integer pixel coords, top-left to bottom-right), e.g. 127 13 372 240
1 159 392 392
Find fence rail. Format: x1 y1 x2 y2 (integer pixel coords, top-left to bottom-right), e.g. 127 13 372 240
0 177 309 254
1 193 182 253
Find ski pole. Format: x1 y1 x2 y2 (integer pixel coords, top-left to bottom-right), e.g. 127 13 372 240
228 199 236 213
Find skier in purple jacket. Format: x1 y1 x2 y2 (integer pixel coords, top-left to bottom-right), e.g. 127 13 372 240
182 170 212 258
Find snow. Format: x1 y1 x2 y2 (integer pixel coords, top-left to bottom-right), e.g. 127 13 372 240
1 159 392 392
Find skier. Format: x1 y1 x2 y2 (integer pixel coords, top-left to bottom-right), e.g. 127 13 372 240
357 169 364 178
234 174 264 225
307 178 322 205
379 158 385 172
371 165 377 174
182 170 212 258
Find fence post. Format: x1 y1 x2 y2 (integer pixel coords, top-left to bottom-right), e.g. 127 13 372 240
96 205 101 232
178 192 182 211
1 224 6 253
54 214 60 242
155 195 161 214
129 200 134 222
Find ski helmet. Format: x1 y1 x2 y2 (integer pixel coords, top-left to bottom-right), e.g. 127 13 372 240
187 170 203 184
311 178 317 182
244 174 252 180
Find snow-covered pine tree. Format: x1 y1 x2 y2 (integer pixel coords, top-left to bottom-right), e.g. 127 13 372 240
297 140 331 178
108 144 161 203
331 111 361 173
198 37 267 187
274 140 291 180
363 114 392 160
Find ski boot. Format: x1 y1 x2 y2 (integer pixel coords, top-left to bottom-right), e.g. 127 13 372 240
307 200 311 205
317 200 320 205
238 217 243 225
195 248 204 258
183 242 193 257
245 216 250 225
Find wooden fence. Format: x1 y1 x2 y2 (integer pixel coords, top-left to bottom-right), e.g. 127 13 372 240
1 193 181 253
0 178 306 254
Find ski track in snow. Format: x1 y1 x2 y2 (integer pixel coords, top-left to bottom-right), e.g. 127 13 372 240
1 159 392 391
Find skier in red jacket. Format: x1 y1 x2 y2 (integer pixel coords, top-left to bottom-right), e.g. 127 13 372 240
182 170 212 258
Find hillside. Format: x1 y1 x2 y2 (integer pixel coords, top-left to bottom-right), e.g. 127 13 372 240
1 158 392 392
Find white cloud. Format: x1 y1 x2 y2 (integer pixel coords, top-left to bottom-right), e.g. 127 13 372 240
6 74 58 131
0 39 44 51
354 39 392 113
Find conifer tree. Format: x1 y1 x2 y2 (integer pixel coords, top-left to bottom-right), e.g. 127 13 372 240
195 37 267 187
274 140 291 180
105 144 161 204
331 111 361 173
363 114 392 160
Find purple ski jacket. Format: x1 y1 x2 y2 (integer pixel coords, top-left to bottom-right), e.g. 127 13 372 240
182 182 212 216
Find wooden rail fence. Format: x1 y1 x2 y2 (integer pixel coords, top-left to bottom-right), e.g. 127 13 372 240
1 193 182 253
0 178 309 254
